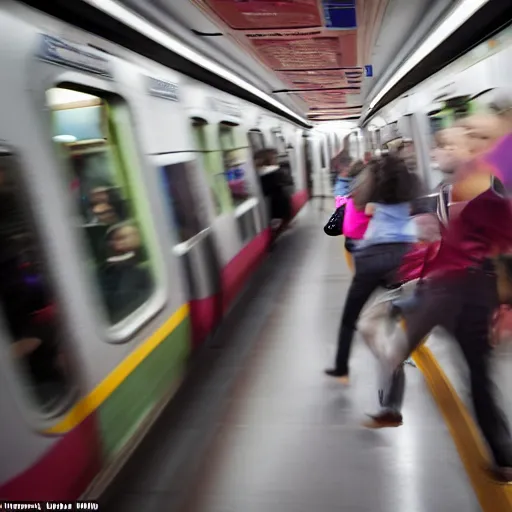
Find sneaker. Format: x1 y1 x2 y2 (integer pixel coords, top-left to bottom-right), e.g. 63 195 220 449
324 369 349 384
362 410 403 429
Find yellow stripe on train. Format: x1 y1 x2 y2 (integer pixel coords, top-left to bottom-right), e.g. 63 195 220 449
44 304 190 435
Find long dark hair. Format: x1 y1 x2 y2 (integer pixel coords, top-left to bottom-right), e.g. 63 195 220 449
369 154 420 204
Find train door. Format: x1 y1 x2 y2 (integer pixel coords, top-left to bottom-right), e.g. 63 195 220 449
303 133 314 197
273 128 295 194
247 129 270 229
189 114 265 313
154 151 221 347
124 74 221 350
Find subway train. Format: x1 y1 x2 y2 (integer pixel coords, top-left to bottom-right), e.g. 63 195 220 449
0 1 343 501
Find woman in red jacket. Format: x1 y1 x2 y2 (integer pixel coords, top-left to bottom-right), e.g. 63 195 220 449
365 109 512 482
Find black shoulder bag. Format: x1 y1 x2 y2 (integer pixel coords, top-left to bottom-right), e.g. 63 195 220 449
323 203 346 237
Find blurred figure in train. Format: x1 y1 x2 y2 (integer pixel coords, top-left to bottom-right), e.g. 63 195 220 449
367 97 512 481
98 221 152 324
92 202 120 226
397 138 417 172
331 150 353 197
325 154 420 383
87 185 128 224
0 164 67 406
255 148 293 240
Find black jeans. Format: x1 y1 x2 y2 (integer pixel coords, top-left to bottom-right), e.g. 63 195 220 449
382 269 512 467
334 242 410 375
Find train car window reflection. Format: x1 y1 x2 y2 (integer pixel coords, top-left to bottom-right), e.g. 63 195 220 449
248 130 265 153
0 151 71 412
47 87 154 326
219 124 251 207
160 161 203 243
191 119 223 216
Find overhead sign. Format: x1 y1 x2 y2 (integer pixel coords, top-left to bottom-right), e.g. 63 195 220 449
37 34 113 79
148 77 179 102
209 97 242 118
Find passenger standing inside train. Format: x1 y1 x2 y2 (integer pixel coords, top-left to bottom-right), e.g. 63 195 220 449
367 104 512 481
325 155 419 383
98 222 152 324
255 148 293 237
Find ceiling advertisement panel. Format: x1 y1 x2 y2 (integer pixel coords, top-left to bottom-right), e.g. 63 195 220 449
300 90 347 105
204 0 323 30
278 69 349 89
252 37 342 69
190 0 383 120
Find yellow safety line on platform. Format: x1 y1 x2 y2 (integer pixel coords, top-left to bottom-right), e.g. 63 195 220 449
412 342 512 511
44 303 189 435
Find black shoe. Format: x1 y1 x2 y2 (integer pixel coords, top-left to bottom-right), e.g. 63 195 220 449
324 369 349 384
363 410 403 429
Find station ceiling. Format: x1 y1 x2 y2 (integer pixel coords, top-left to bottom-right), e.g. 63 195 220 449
115 0 457 122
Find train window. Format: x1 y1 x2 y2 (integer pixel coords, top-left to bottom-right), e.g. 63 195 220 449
0 149 72 413
278 135 286 156
47 87 155 326
159 160 203 243
192 119 224 216
248 130 265 153
219 123 252 207
271 131 279 149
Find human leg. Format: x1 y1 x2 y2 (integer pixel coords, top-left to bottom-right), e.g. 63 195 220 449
455 300 512 472
365 280 456 427
326 243 412 380
326 273 380 379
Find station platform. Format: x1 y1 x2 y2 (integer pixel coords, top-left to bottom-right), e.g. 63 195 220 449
98 200 511 512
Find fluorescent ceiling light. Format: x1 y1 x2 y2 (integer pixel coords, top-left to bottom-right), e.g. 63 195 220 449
368 0 490 112
84 0 309 126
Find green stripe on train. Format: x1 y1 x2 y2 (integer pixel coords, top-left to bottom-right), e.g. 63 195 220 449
97 316 191 459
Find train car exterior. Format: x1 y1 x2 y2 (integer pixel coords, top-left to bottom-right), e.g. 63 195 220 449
0 1 335 501
360 22 512 191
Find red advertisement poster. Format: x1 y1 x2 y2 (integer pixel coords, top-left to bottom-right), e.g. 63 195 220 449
204 0 322 30
250 31 357 69
278 69 350 89
252 37 343 70
300 90 347 106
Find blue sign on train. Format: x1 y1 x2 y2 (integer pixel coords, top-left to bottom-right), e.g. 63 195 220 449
37 34 113 79
148 77 179 102
365 65 373 77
